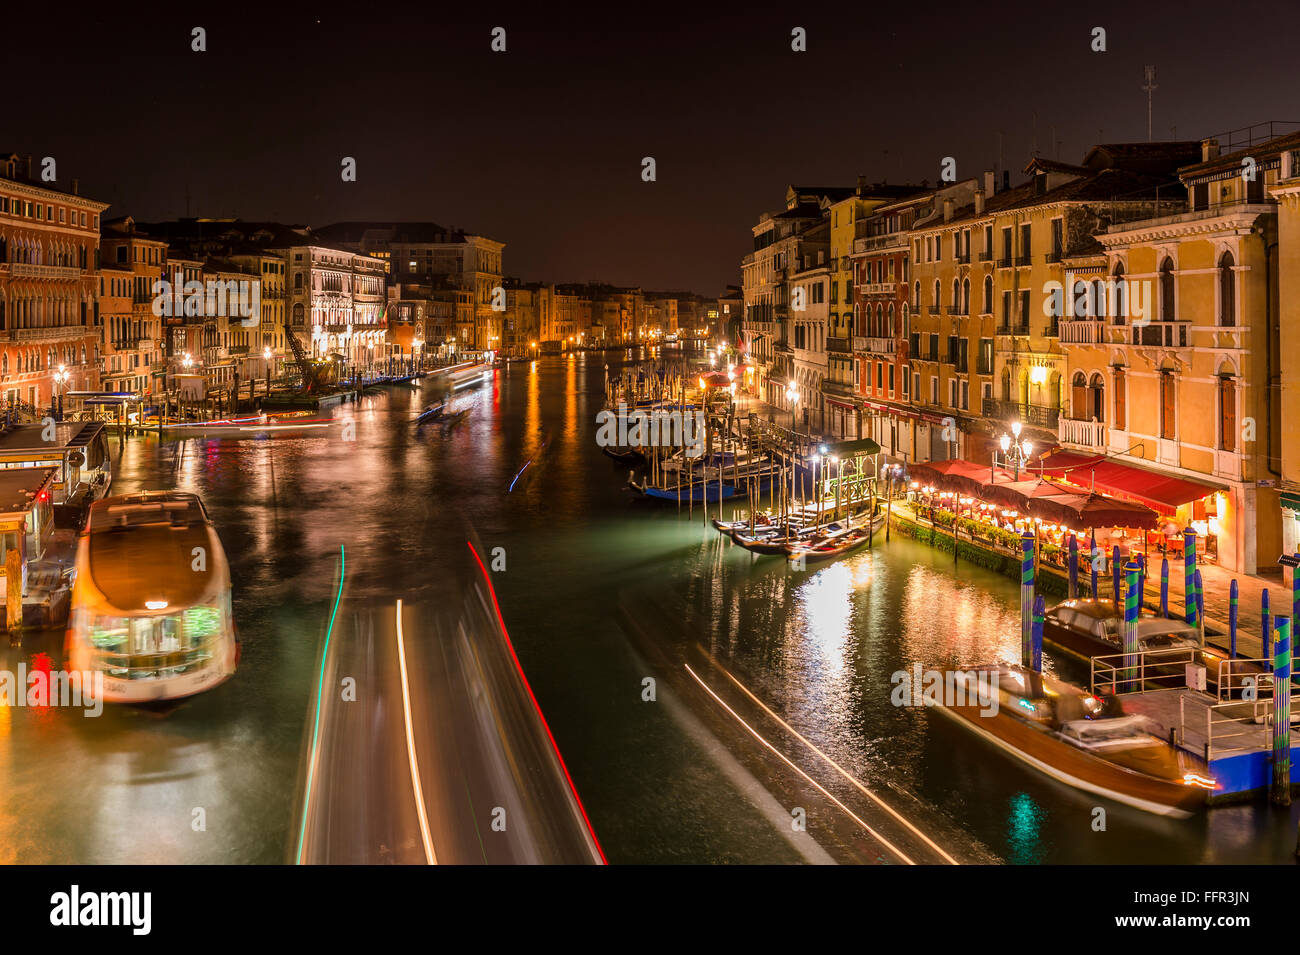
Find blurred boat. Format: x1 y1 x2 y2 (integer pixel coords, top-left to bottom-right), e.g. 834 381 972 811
932 664 1212 817
785 512 884 563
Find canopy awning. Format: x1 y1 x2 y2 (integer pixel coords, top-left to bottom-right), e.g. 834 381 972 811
1037 451 1224 516
820 437 881 457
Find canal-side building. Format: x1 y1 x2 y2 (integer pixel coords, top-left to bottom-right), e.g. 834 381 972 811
1270 135 1300 557
226 248 288 381
788 256 829 433
97 263 136 394
851 187 941 457
278 243 389 373
100 216 169 398
1051 133 1288 575
0 154 107 412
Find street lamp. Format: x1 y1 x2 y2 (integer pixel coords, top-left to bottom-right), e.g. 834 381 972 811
786 384 801 434
995 420 1034 480
54 364 70 420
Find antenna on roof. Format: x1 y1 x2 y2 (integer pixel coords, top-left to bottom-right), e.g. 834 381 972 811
1142 66 1157 142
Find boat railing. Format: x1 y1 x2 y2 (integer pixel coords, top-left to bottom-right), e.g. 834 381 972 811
1198 694 1299 762
1216 656 1276 702
1090 646 1207 696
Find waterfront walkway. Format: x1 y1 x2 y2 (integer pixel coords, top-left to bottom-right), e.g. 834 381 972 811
888 500 1296 660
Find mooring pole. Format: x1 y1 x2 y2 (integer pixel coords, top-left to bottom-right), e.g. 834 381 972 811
1031 594 1045 673
1160 558 1170 618
1184 528 1197 628
1272 615 1292 807
1229 578 1239 659
1112 545 1121 611
1263 589 1272 662
1020 530 1035 667
1124 559 1141 693
1067 534 1078 599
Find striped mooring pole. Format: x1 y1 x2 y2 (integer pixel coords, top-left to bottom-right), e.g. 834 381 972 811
1124 560 1142 692
1229 579 1239 659
1112 545 1121 610
1160 558 1170 618
1137 553 1147 611
1193 569 1206 642
1067 534 1078 599
1271 615 1292 807
1020 530 1035 667
1031 594 1045 673
1184 528 1197 627
1293 554 1300 627
1090 541 1099 600
1263 589 1272 664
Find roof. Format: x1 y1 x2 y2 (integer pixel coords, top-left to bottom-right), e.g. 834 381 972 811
0 421 103 453
0 467 57 515
1082 141 1203 174
1179 130 1300 179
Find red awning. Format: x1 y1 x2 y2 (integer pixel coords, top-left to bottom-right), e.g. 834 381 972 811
1036 451 1223 516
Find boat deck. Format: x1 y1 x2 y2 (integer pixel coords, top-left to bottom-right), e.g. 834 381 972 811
1118 687 1300 803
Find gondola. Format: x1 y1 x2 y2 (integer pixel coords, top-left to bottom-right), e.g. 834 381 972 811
785 512 885 563
732 520 845 555
601 446 646 465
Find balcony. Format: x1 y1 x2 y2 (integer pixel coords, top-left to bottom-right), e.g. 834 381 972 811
983 396 1059 429
1059 417 1106 450
996 323 1030 336
826 336 851 353
1047 250 1064 264
979 250 993 262
997 256 1013 268
862 336 893 354
1015 255 1033 267
928 305 941 315
7 326 84 342
956 252 971 265
1058 319 1105 345
1042 318 1059 338
1130 321 1190 348
10 263 82 281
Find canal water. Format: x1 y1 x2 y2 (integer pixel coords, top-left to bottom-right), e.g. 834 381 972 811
2 353 1297 863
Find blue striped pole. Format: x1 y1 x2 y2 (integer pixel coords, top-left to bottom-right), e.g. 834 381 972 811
1184 528 1197 626
1194 569 1206 643
1090 541 1099 599
1021 530 1035 667
1160 558 1170 618
1293 554 1300 630
1124 560 1141 692
1112 545 1121 610
1229 579 1239 659
1272 615 1292 806
1263 589 1272 665
1068 534 1078 599
1137 553 1147 612
1031 594 1045 673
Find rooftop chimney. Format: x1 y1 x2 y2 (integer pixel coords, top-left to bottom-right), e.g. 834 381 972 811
857 174 867 193
984 170 996 196
1201 138 1220 162
974 188 985 215
1002 170 1011 191
72 178 79 195
943 198 954 222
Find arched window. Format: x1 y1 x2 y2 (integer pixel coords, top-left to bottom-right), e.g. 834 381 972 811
1 354 7 376
1113 365 1126 430
1089 372 1105 422
1218 373 1236 451
951 277 960 310
1071 371 1087 418
932 280 940 308
887 303 895 337
1001 368 1012 401
961 278 970 315
913 280 920 309
1159 259 1175 321
1218 252 1236 326
1110 263 1126 324
983 275 993 315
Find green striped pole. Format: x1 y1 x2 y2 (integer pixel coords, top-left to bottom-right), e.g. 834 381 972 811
1160 558 1170 618
1124 560 1141 692
1184 528 1197 628
1031 594 1045 673
1021 530 1035 668
1272 616 1291 806
1229 579 1239 659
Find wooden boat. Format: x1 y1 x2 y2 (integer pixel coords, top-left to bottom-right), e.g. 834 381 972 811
786 512 884 563
733 520 844 555
1042 598 1256 693
932 664 1213 817
601 446 646 465
416 403 470 426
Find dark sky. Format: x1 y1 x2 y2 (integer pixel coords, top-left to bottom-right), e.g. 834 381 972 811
8 1 1298 293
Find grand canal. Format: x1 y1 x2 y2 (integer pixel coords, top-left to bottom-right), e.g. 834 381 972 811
1 352 1297 864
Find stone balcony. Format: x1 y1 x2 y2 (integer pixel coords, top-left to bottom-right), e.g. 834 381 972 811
10 263 82 281
1058 416 1106 450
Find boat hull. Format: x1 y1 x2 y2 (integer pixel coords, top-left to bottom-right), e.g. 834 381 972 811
933 701 1205 818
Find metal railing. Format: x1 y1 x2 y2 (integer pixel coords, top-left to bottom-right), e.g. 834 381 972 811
1130 321 1190 348
1091 646 1205 696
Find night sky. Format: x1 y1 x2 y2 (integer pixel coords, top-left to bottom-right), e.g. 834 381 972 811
8 1 1298 293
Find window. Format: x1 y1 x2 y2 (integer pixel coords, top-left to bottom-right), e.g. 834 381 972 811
1160 259 1175 321
1159 371 1176 440
930 376 939 404
1019 223 1031 259
1110 264 1126 323
1050 218 1063 259
1218 252 1236 326
982 275 993 314
948 379 957 408
888 364 895 395
902 366 910 397
1219 376 1236 452
960 380 969 410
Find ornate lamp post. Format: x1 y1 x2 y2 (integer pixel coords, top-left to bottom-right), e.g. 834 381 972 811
995 419 1034 480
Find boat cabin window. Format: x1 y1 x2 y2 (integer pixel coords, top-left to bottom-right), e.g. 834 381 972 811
90 497 207 532
0 530 19 560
